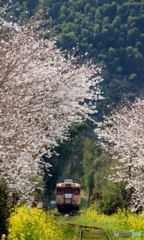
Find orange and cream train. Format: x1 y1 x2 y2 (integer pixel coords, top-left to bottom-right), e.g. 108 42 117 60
55 179 81 213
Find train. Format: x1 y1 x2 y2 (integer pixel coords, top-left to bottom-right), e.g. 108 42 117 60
55 179 81 213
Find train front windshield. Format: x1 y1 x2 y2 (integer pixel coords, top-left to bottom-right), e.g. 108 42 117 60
73 188 80 194
56 188 72 193
57 188 80 193
56 188 64 194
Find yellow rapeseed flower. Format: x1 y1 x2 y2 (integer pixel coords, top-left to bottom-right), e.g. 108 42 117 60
7 205 65 240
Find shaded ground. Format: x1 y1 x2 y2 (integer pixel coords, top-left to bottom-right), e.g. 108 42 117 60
80 228 108 240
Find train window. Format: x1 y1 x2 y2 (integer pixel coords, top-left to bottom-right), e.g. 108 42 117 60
73 188 80 194
57 188 64 193
64 179 73 183
64 188 72 193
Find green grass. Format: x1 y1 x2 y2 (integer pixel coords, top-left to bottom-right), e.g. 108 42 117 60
80 190 88 209
81 228 108 240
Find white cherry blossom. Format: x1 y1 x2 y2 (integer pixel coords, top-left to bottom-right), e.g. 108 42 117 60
0 18 103 201
95 99 144 208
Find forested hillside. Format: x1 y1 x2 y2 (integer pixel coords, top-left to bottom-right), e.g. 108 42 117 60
46 0 144 80
2 0 144 116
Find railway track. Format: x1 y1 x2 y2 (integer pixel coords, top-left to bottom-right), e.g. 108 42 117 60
56 213 112 239
78 228 111 240
67 223 111 240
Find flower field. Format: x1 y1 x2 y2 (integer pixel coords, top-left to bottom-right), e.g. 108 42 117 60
3 206 78 240
1 206 144 240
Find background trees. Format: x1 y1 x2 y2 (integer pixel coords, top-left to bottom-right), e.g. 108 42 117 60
40 0 144 84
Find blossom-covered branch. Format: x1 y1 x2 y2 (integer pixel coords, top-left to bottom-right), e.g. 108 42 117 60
95 99 144 208
0 18 103 200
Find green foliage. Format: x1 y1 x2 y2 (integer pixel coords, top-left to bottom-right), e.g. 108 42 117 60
45 0 144 82
69 122 88 138
80 138 133 214
0 180 14 237
99 181 132 215
0 182 8 237
128 73 138 82
82 139 114 202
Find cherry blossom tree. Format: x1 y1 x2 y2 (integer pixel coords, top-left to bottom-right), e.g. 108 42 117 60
95 99 144 209
0 18 103 201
